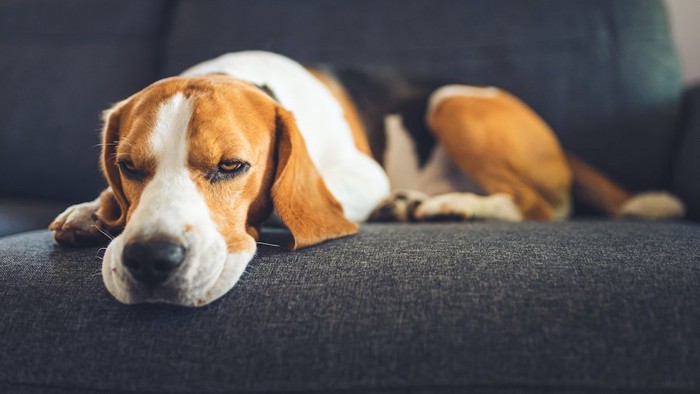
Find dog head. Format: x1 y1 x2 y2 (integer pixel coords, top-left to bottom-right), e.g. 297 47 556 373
96 75 357 306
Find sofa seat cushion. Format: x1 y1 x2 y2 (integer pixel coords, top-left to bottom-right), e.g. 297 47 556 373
1 222 698 393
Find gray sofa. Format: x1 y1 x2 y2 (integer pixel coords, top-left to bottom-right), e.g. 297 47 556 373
1 1 698 393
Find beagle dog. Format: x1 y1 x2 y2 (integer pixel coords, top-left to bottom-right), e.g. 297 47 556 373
50 51 684 306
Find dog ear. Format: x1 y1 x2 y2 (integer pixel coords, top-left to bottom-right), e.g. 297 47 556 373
95 102 130 233
271 107 358 250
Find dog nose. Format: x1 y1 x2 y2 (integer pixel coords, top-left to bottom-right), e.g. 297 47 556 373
122 241 186 286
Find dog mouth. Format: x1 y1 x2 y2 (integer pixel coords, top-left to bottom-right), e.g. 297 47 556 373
101 234 255 307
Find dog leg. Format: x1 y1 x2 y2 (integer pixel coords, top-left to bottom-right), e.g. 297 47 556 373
50 196 113 246
414 192 523 222
49 188 121 246
426 86 572 221
369 190 428 222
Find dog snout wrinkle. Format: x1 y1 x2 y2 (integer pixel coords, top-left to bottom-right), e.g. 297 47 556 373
122 241 186 286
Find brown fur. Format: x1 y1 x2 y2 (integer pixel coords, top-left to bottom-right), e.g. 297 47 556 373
272 107 358 249
306 67 374 158
427 90 572 220
565 152 631 217
94 74 356 251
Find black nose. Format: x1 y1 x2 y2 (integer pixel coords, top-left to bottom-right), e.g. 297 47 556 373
122 241 186 286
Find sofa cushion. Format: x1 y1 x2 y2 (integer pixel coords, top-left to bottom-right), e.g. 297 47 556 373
164 0 683 193
1 222 698 393
0 0 168 202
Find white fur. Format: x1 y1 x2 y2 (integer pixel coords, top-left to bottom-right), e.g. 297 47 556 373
553 196 572 221
620 192 685 220
418 146 484 196
427 84 499 120
382 113 512 222
383 114 482 196
414 192 523 222
50 196 101 238
102 94 255 306
383 114 420 192
182 51 390 222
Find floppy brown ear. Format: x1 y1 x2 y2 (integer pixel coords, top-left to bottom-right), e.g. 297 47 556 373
95 102 129 234
271 107 358 250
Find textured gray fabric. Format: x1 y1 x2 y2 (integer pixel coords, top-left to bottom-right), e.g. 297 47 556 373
164 0 683 193
0 200 68 237
0 2 697 392
1 222 698 393
672 84 700 221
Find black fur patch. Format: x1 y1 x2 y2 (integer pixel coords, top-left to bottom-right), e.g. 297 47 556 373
321 66 450 167
254 84 278 102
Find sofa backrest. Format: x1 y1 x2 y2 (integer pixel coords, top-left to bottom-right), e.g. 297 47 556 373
0 0 168 202
0 0 683 203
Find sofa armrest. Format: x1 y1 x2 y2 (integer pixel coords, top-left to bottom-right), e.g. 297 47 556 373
671 84 700 221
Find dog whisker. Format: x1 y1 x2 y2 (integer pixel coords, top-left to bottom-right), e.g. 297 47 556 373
93 224 115 241
92 141 121 149
256 241 280 247
94 247 107 263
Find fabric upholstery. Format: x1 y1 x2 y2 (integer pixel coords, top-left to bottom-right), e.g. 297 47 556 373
164 0 683 193
0 0 168 202
672 84 700 221
1 222 698 393
0 2 697 393
0 0 690 232
0 200 68 237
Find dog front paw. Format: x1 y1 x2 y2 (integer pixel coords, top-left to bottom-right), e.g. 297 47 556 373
49 200 109 246
369 190 428 222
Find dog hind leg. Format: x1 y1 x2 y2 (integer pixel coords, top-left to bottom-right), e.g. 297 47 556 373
414 192 522 222
426 85 572 221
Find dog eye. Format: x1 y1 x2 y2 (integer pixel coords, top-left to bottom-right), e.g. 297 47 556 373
117 160 145 181
209 160 250 182
218 161 244 173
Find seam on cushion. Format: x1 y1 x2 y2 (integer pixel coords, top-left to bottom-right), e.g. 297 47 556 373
2 380 698 394
232 35 657 55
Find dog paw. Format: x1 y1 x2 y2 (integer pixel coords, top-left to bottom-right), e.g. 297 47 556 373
49 200 108 246
369 190 428 222
414 193 523 222
620 192 685 220
414 193 477 221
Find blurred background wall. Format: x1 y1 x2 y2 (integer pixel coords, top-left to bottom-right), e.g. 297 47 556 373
666 0 700 85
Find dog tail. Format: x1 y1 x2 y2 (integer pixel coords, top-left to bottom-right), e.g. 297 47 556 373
565 152 685 219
